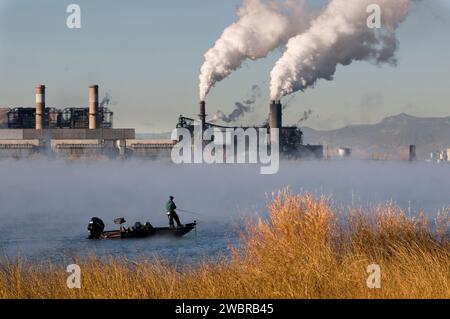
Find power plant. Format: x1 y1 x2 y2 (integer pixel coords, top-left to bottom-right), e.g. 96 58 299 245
7 85 113 130
176 100 323 159
0 84 322 159
0 85 176 158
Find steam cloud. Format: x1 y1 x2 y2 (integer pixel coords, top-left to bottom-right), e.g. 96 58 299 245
270 0 414 100
199 0 311 101
209 85 261 123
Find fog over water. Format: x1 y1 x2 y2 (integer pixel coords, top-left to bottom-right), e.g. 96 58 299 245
0 159 449 263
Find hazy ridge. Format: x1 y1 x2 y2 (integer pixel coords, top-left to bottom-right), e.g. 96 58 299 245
302 113 450 159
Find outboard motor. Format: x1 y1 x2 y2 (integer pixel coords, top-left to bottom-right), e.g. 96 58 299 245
88 217 105 239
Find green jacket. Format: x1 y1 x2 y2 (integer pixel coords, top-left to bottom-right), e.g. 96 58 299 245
165 199 176 212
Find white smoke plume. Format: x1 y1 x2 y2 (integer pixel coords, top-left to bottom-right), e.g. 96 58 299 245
270 0 414 100
199 0 311 101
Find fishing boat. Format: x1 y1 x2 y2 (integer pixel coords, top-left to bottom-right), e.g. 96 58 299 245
88 217 196 240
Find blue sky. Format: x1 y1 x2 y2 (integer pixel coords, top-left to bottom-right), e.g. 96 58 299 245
0 0 449 132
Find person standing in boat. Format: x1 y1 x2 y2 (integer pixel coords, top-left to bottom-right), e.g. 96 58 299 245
165 196 182 228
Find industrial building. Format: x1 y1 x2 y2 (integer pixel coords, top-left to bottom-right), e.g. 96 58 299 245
0 85 322 160
338 147 352 159
176 100 323 159
0 85 175 158
429 148 450 163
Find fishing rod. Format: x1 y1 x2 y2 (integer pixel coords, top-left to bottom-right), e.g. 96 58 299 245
177 208 205 216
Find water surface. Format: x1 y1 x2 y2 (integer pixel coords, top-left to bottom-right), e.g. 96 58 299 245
0 160 448 264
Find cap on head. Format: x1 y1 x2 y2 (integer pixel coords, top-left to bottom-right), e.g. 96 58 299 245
170 196 174 200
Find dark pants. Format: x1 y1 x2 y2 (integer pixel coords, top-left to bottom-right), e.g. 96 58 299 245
167 211 182 227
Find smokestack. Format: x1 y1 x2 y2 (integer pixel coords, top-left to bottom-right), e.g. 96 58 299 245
89 85 99 129
269 100 282 129
35 85 45 130
199 101 206 128
409 145 417 161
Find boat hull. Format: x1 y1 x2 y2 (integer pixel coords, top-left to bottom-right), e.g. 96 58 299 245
99 222 196 240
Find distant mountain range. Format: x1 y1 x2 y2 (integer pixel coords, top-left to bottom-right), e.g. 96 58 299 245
302 113 450 159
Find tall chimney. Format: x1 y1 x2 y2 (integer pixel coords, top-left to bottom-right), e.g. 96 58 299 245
269 100 282 129
409 145 417 161
35 85 45 130
199 101 206 128
89 85 99 129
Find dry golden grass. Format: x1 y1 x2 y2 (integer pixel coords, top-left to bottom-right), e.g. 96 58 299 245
0 190 449 299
